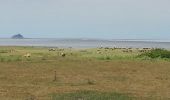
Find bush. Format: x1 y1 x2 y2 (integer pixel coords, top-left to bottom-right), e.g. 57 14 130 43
106 56 111 60
140 48 170 59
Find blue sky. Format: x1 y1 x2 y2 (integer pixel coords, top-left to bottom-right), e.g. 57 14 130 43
0 0 170 39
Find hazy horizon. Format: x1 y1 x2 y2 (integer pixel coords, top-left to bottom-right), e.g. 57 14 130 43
0 0 170 39
0 33 170 40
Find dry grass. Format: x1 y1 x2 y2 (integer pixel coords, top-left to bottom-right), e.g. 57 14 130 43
0 46 170 100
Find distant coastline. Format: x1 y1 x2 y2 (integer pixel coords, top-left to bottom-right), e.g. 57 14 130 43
0 38 169 42
0 38 170 49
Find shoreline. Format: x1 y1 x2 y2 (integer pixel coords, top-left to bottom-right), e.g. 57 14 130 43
0 39 170 49
0 38 170 42
0 46 169 50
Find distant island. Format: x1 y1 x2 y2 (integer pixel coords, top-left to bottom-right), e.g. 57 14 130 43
11 34 24 39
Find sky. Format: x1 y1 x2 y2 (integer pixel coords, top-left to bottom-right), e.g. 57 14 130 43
0 0 170 39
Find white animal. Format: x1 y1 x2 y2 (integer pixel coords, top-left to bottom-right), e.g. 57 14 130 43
24 53 31 58
61 53 66 57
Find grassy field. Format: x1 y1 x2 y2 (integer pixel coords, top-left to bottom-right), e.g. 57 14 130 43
0 46 170 100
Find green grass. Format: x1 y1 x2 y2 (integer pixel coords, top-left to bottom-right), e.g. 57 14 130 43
0 55 22 62
51 91 134 100
0 46 170 100
139 48 170 59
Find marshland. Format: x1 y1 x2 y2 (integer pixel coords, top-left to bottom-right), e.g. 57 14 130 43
0 46 170 100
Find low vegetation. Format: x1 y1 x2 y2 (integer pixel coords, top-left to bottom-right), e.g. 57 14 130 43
51 91 134 100
0 46 170 100
139 48 170 59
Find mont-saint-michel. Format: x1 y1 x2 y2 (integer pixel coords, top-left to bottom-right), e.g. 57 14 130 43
11 34 24 39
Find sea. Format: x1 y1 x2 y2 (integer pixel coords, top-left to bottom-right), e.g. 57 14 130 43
0 38 170 49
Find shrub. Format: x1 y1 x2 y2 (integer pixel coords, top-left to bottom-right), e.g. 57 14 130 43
106 56 111 60
139 48 170 59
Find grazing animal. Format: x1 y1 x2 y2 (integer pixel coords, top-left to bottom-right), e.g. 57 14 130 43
97 51 101 54
122 49 129 53
58 49 64 51
122 49 133 53
104 47 110 49
138 48 152 53
139 49 148 53
24 53 31 58
61 53 66 57
111 48 114 50
10 49 15 53
49 48 56 51
129 50 133 53
139 49 145 52
143 48 150 50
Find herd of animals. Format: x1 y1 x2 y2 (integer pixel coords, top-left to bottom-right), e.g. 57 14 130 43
1 47 154 58
96 47 152 54
47 47 153 57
